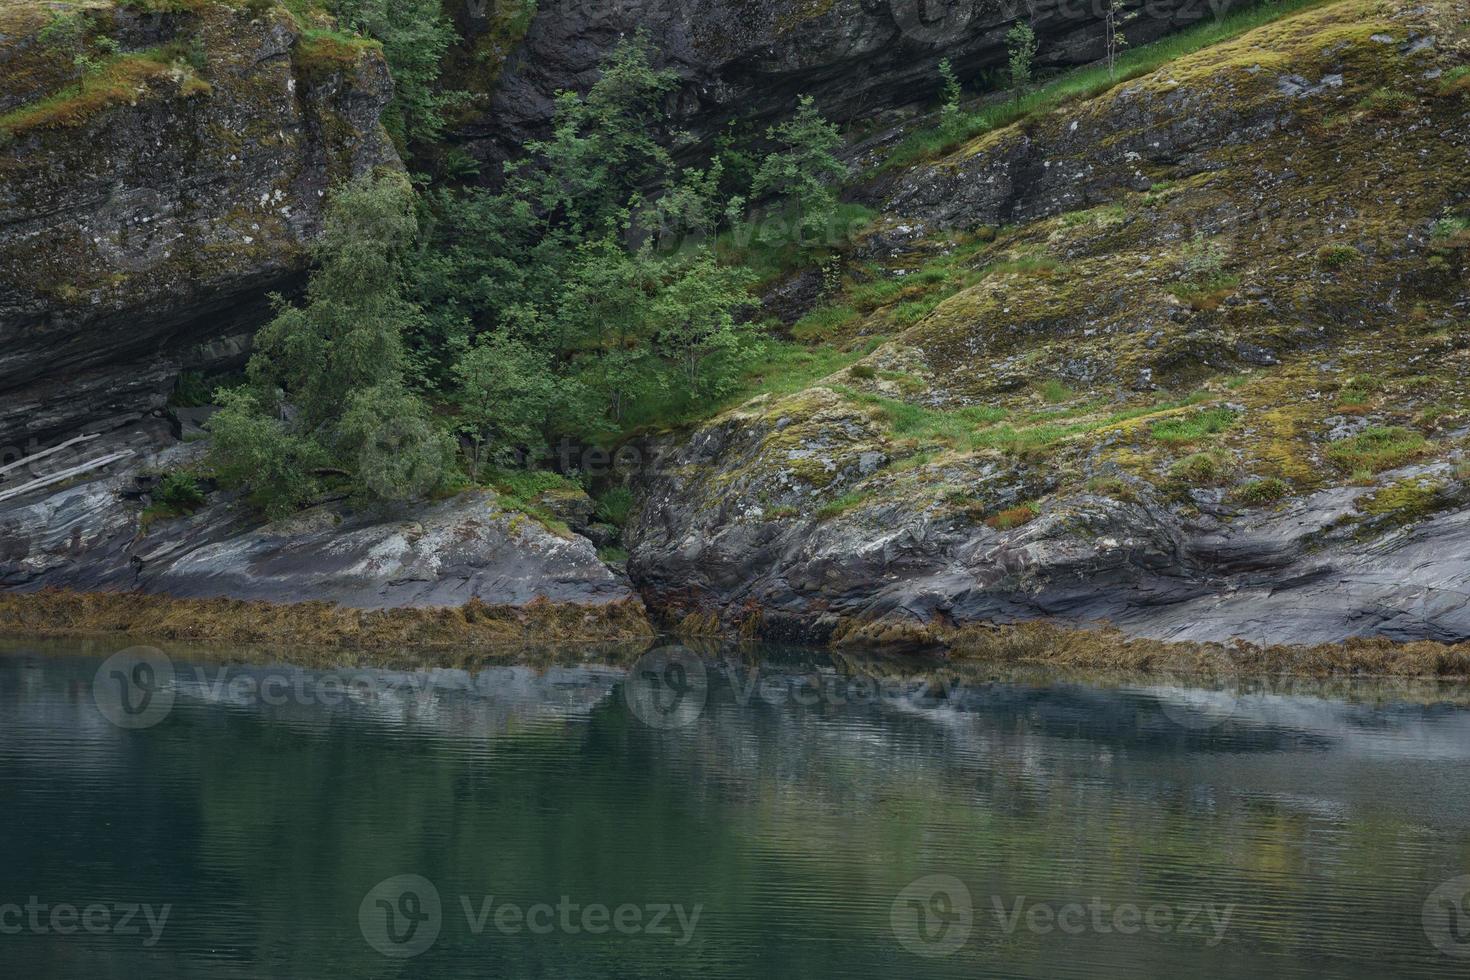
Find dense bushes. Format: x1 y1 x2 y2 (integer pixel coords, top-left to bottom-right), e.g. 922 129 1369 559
209 37 848 518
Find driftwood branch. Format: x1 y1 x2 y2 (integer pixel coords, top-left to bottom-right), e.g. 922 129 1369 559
0 450 134 505
0 433 100 481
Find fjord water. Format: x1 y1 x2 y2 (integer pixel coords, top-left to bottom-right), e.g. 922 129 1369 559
2 641 1468 978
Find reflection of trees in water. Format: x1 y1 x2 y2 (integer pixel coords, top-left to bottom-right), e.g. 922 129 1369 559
0 645 1468 977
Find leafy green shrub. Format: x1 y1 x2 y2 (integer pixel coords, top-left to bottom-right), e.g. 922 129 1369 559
489 468 578 503
1432 213 1470 240
751 95 847 242
170 371 212 408
211 173 450 516
335 0 467 147
1005 23 1038 96
208 388 327 519
155 471 205 512
1315 243 1361 268
1439 65 1470 96
847 364 876 380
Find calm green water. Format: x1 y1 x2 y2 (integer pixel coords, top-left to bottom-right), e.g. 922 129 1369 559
2 639 1470 978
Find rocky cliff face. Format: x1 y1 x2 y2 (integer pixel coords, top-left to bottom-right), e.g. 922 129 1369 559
450 0 1253 170
0 429 641 610
0 1 398 452
627 0 1470 646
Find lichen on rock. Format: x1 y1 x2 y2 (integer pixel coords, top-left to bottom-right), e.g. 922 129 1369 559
0 0 400 450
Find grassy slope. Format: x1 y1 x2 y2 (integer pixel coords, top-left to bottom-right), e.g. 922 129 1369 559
882 0 1339 170
678 0 1470 536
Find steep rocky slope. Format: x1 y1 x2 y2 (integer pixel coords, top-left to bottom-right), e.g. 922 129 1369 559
627 0 1470 646
0 0 397 450
449 0 1256 169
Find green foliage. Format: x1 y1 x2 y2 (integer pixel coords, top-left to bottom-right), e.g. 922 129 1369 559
1316 243 1361 268
487 467 578 502
1104 0 1137 76
1006 23 1038 95
38 11 84 49
594 486 634 527
938 58 962 126
1036 379 1072 404
1170 234 1238 309
1169 450 1229 485
1355 87 1415 116
334 0 466 147
651 252 761 400
451 332 560 477
1432 212 1470 239
511 35 678 237
642 160 727 249
155 471 206 512
213 173 449 515
1325 426 1427 475
337 381 455 502
816 489 867 521
792 304 859 341
171 371 212 408
249 173 421 430
1150 407 1239 443
751 95 848 244
207 388 327 519
1233 477 1290 505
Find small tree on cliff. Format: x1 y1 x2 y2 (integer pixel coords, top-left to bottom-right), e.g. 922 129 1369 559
1105 0 1137 77
1006 23 1039 99
210 171 452 516
751 95 847 245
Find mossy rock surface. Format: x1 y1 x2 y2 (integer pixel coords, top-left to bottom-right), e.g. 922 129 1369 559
627 0 1470 648
0 0 400 449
